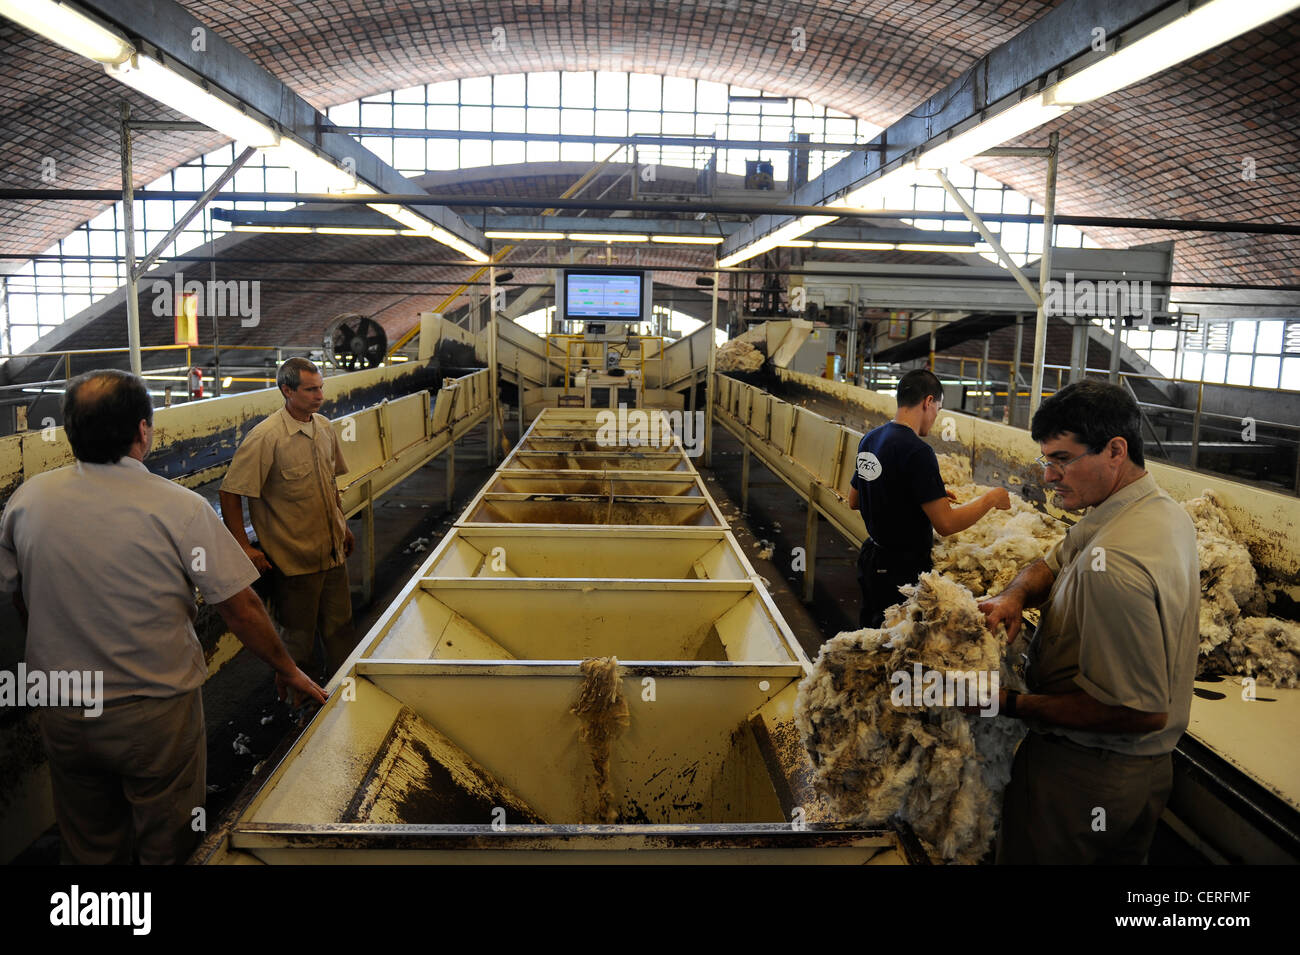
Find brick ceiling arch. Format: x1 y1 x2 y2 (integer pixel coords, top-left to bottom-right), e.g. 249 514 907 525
1 0 1297 299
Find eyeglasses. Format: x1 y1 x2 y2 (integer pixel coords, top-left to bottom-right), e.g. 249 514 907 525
1034 449 1097 475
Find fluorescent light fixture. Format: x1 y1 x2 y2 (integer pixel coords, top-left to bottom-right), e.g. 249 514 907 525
783 240 815 248
106 53 279 147
815 241 896 250
1049 0 1300 105
567 232 649 242
222 376 233 387
833 162 924 210
484 230 565 240
896 243 982 253
650 235 725 245
261 138 377 193
316 227 400 236
0 0 134 64
718 214 837 267
368 202 490 262
232 224 312 234
916 93 1070 170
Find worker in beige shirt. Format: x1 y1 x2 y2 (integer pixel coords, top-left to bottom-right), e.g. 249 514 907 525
220 358 356 684
0 370 325 864
980 379 1199 865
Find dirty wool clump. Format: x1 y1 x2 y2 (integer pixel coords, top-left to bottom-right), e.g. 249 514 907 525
931 454 1064 598
795 572 1026 864
715 338 766 373
570 656 630 823
1180 491 1265 658
1219 617 1300 688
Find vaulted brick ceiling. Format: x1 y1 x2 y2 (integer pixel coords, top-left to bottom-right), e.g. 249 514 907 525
1 0 1297 309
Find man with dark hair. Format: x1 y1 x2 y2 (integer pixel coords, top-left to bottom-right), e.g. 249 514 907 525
220 358 355 685
0 369 325 864
980 379 1199 864
848 368 1010 628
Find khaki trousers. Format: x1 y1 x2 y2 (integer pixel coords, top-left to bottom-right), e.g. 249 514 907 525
271 563 355 680
996 731 1173 865
38 689 205 865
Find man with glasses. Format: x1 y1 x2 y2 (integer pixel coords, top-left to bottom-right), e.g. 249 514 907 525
848 369 1010 628
980 379 1199 864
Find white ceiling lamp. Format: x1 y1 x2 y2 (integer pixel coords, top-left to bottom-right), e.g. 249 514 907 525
106 53 280 147
814 241 896 250
1049 0 1300 105
833 162 924 210
0 0 134 64
650 235 725 245
717 214 837 267
567 232 648 242
368 203 490 262
261 138 376 193
484 230 565 240
916 93 1071 170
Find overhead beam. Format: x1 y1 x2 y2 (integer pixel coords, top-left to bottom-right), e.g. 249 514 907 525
71 0 485 254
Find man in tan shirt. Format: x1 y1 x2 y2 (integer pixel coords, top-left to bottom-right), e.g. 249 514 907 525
0 369 325 863
980 380 1199 864
220 358 356 683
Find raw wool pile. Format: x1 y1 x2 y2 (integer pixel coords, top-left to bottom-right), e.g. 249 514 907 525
1219 617 1300 688
795 572 1027 865
1181 491 1300 686
715 338 766 373
931 454 1064 598
1180 490 1264 656
570 656 630 823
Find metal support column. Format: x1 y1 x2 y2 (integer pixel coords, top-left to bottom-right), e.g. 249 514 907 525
1030 132 1059 419
1109 318 1123 384
802 481 819 603
740 429 751 514
445 438 456 511
120 102 142 377
704 272 718 467
1011 314 1024 427
488 266 499 466
981 335 990 418
359 479 375 605
1191 382 1203 471
1069 321 1088 383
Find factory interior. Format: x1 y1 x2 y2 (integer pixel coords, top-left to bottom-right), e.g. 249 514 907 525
1 0 1298 889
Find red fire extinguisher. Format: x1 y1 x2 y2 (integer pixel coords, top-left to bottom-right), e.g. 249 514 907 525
188 366 205 400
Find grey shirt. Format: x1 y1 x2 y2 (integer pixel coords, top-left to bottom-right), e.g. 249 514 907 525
0 457 259 702
1028 473 1200 756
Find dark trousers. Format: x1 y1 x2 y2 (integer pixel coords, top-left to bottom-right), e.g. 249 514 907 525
856 540 931 628
270 563 355 681
38 689 205 865
996 731 1173 864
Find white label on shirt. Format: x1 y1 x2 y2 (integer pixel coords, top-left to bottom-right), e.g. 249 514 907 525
857 451 883 482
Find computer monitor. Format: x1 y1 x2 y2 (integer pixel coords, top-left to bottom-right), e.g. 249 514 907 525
557 269 653 326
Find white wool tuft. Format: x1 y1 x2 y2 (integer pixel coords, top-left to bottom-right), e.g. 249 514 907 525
795 572 1026 865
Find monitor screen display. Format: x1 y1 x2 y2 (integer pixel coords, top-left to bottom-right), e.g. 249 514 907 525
564 271 644 320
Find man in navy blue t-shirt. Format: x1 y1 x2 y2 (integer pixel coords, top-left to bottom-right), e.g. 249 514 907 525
848 369 1010 628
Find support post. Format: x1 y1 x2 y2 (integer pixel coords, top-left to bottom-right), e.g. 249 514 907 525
359 479 375 605
1108 318 1123 384
446 438 456 512
1190 381 1203 471
1011 314 1024 427
802 481 819 603
1030 132 1059 420
981 335 990 418
488 266 499 466
120 102 142 377
740 428 751 514
704 271 718 467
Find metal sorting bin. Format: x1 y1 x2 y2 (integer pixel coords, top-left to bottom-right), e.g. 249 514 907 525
220 408 908 863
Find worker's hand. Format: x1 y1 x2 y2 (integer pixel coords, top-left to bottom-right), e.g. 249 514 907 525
986 487 1012 511
979 592 1024 643
946 488 959 501
276 667 327 708
243 544 272 574
343 527 355 557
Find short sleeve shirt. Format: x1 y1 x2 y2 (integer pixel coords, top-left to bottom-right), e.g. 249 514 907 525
1028 474 1200 755
849 422 948 557
221 408 349 576
0 458 259 702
